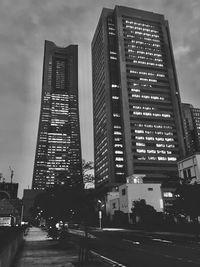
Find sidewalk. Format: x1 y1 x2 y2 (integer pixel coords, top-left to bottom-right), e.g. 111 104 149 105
11 227 78 267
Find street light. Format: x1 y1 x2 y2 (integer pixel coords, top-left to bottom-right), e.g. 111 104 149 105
98 200 104 229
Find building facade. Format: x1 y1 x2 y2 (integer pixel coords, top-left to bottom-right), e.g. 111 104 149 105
32 41 83 190
178 153 200 184
92 6 186 188
182 103 200 154
0 182 18 199
105 181 163 223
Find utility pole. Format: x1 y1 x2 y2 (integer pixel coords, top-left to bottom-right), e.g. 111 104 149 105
9 166 14 184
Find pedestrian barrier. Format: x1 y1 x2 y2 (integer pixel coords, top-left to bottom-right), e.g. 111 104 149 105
78 237 126 267
0 230 24 267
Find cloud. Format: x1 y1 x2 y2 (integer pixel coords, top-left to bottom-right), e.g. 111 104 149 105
174 45 191 61
0 0 199 197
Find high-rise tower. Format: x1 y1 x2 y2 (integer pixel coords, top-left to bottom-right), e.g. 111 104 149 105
182 103 200 154
92 6 186 188
32 41 83 190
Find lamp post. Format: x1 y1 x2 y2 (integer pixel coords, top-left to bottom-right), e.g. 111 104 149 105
98 200 104 229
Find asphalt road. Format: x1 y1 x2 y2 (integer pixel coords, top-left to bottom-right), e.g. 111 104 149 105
70 228 200 267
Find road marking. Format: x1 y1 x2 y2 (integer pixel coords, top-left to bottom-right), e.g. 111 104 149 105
152 238 173 244
124 240 200 265
123 239 140 245
90 250 127 267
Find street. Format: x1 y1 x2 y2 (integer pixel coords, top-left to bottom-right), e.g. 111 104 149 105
70 227 200 267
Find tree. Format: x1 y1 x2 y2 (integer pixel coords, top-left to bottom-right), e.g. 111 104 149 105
31 184 98 227
131 199 157 224
172 183 200 221
82 160 95 188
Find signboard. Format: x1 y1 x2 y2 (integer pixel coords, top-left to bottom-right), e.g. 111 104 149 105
0 216 12 226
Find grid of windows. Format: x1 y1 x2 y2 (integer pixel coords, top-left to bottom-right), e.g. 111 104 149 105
92 7 185 187
32 41 82 190
122 16 179 169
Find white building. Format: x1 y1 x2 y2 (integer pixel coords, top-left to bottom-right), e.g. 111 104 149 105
119 183 163 215
106 175 163 223
105 191 120 219
178 153 200 184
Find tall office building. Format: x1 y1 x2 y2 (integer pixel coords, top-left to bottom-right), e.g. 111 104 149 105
182 103 200 154
32 41 83 190
92 6 186 188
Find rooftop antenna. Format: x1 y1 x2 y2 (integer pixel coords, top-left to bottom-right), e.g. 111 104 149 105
9 166 14 184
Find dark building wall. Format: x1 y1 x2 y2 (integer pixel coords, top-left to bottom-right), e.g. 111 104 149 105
182 103 200 154
92 6 186 188
32 41 83 190
0 182 18 199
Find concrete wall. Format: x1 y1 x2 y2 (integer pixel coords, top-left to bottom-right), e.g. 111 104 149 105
0 231 24 267
105 192 119 216
178 153 200 183
119 183 163 213
109 198 120 217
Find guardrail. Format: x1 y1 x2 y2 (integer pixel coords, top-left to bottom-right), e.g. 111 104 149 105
78 236 126 267
0 227 25 267
90 250 127 267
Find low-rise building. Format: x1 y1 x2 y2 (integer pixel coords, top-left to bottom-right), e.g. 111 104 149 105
105 175 163 223
178 153 200 184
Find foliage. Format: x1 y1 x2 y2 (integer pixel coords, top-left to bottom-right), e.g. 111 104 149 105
82 160 95 186
82 160 94 175
131 199 157 224
172 183 200 220
31 185 97 226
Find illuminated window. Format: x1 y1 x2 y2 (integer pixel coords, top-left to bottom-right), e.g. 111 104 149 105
168 157 177 161
148 156 157 160
158 157 167 161
157 150 166 154
146 137 154 141
165 138 174 142
115 150 123 154
116 164 123 168
147 150 156 154
115 144 123 148
135 130 144 134
116 157 124 161
136 136 145 140
137 149 146 153
133 111 142 115
136 142 145 147
114 131 122 135
156 137 164 141
112 84 119 88
156 144 165 148
113 113 120 117
163 192 173 198
138 156 146 160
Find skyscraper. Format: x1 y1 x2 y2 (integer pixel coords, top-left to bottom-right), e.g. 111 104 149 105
92 6 186 189
182 103 200 154
32 40 83 190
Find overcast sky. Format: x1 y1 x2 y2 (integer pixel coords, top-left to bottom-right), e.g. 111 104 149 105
0 0 199 197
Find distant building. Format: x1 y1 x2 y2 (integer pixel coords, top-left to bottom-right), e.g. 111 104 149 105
182 103 200 154
92 6 186 189
0 198 22 225
0 182 18 199
32 40 83 190
177 153 200 184
22 189 43 222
